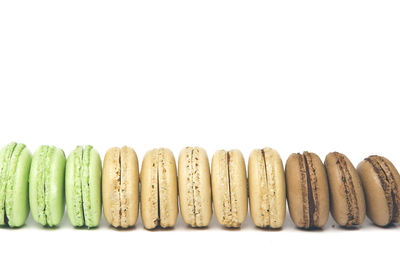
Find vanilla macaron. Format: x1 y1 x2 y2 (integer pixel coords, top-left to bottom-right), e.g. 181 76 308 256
211 149 247 228
140 148 178 229
178 147 212 227
102 146 139 228
248 148 286 228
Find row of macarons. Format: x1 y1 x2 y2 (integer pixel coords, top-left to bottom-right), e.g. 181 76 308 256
0 142 397 229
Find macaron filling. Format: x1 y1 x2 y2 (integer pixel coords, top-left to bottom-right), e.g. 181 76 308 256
298 152 318 228
72 146 84 225
365 156 400 223
33 146 57 226
188 148 202 226
81 146 93 226
260 149 271 226
71 145 95 227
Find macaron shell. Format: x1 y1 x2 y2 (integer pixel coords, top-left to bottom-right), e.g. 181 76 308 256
140 149 158 229
102 147 120 227
65 146 84 226
120 146 139 227
6 145 31 227
211 149 247 228
46 148 66 226
86 147 102 227
286 152 329 229
157 148 178 228
29 146 48 225
248 148 286 228
178 147 212 227
325 152 365 227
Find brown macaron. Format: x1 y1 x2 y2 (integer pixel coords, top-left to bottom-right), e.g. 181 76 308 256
325 152 366 227
357 155 400 227
286 152 329 229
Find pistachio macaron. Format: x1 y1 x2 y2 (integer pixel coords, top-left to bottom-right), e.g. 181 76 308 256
211 149 247 228
325 152 366 227
140 148 178 229
248 148 286 228
29 145 66 227
357 155 400 227
286 152 329 229
102 146 139 228
178 147 212 227
0 142 31 227
65 145 102 228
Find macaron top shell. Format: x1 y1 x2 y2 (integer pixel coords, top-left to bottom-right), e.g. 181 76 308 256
29 145 66 227
0 142 31 227
66 145 102 228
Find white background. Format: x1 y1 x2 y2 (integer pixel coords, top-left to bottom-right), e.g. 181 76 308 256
1 0 399 266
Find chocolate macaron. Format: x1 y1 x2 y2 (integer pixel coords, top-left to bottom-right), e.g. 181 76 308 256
325 152 366 227
357 155 400 227
286 152 329 229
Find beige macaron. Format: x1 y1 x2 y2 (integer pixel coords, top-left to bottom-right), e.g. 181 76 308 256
178 147 212 227
248 148 286 228
286 152 329 229
325 152 366 227
357 155 400 227
102 146 139 228
140 148 178 229
211 149 247 228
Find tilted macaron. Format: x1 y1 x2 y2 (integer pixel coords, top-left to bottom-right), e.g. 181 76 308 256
211 149 247 228
357 155 400 227
178 147 212 227
286 152 329 229
248 148 286 229
65 145 102 228
29 145 66 227
0 142 31 227
140 148 178 229
325 152 365 227
102 146 139 228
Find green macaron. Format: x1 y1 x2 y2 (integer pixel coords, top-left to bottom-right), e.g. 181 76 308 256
29 145 66 227
65 145 102 228
0 142 31 227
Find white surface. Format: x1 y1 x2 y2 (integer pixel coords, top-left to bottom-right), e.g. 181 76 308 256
0 0 399 266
